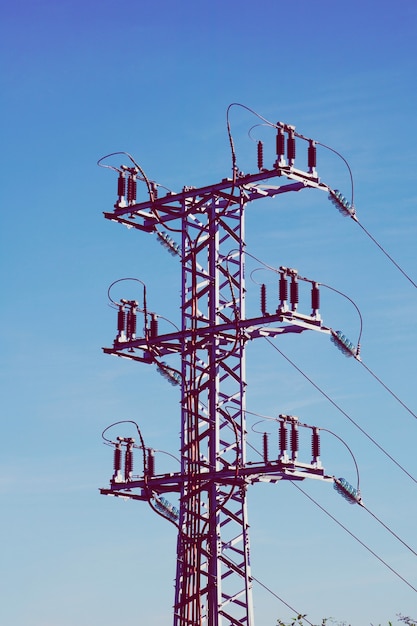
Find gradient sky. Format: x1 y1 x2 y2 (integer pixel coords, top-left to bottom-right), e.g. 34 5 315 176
1 1 417 625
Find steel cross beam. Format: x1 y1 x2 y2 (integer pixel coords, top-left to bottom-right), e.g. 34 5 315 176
101 167 333 626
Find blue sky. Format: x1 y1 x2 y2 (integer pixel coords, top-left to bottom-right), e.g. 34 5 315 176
1 1 417 624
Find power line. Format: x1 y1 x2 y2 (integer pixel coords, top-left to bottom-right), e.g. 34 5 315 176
265 338 417 485
250 574 314 626
360 502 417 558
355 218 417 290
290 481 417 595
358 358 417 421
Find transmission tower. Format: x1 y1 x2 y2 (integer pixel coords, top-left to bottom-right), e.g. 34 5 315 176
99 121 350 626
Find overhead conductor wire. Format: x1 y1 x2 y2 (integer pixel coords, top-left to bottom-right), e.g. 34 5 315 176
354 219 417 289
290 481 417 594
249 574 315 626
357 358 417 422
265 338 416 485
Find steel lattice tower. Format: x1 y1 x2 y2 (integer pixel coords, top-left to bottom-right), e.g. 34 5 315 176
100 125 343 626
175 189 251 626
